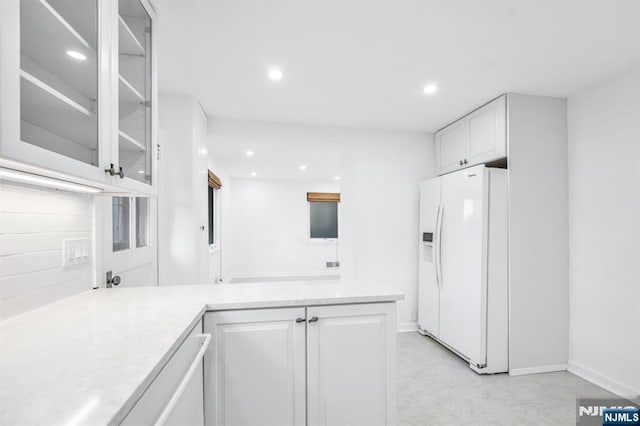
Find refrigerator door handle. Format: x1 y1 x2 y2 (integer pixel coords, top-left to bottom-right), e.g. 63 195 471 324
434 204 444 289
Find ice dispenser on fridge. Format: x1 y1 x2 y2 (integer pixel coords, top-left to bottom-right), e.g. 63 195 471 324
422 232 434 261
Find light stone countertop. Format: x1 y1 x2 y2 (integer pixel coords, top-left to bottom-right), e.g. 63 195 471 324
0 280 403 425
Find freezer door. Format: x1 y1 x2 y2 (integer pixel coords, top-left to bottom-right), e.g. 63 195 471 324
418 177 441 337
439 165 488 365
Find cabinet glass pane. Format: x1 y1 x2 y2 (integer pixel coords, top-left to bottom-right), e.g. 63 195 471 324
113 197 130 252
20 0 99 166
118 0 152 184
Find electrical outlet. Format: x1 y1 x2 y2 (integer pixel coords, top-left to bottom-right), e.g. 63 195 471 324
63 238 90 267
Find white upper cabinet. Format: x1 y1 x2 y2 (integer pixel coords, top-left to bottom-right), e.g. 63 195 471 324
468 95 506 165
435 119 468 175
116 0 157 192
434 95 507 176
0 0 157 194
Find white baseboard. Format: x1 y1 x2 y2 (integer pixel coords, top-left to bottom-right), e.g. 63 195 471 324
509 364 567 376
568 361 640 398
397 321 418 333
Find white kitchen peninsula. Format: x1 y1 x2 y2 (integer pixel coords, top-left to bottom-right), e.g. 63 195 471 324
0 280 402 425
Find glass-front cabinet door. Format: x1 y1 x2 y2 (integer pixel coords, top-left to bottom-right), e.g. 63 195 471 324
0 0 157 193
117 0 155 188
21 0 99 165
0 0 108 183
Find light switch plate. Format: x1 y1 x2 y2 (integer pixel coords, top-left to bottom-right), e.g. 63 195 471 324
63 238 90 267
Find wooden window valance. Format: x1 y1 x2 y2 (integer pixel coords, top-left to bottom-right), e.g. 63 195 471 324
307 192 340 202
208 170 222 189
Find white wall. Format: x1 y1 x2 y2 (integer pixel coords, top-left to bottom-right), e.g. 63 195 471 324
507 94 570 373
225 178 340 280
209 120 434 328
567 67 640 396
341 136 434 330
158 95 210 285
0 182 94 320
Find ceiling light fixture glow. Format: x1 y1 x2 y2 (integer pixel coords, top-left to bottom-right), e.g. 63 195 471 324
0 168 101 193
245 150 255 157
251 172 257 177
423 83 438 95
268 68 283 81
335 176 341 181
137 170 145 174
66 50 87 61
299 165 307 171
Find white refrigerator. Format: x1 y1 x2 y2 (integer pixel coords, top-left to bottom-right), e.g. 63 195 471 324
418 164 508 374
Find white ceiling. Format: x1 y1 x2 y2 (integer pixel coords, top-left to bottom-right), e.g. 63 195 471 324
156 0 640 133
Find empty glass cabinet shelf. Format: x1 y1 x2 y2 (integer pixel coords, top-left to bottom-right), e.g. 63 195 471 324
20 0 99 166
118 0 152 185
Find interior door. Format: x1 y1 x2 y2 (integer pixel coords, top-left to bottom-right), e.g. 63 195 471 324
418 177 441 337
439 165 487 365
306 303 396 426
204 308 307 426
99 195 158 287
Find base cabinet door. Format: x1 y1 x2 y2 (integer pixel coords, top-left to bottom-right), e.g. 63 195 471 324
204 308 307 426
306 303 397 426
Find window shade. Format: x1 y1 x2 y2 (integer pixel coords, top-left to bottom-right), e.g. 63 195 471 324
208 170 222 189
307 192 340 202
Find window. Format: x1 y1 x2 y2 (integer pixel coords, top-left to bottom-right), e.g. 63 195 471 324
112 197 130 252
307 192 340 240
208 186 215 245
136 197 150 248
112 196 151 252
208 170 222 247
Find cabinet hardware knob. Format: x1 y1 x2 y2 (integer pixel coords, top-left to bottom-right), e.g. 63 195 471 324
105 163 116 176
118 166 125 179
463 159 468 165
295 318 306 323
200 226 205 231
308 316 319 323
459 160 463 166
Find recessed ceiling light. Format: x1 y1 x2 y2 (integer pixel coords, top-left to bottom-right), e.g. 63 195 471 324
66 50 87 61
299 165 307 171
137 170 145 174
245 150 255 157
251 172 257 177
423 83 438 95
335 176 341 181
268 68 283 81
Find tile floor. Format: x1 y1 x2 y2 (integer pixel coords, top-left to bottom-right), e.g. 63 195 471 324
397 332 617 425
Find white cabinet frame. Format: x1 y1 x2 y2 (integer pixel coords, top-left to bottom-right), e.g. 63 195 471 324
0 0 158 195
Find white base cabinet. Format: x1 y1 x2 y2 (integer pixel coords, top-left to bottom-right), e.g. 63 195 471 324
204 307 307 426
306 303 396 426
204 302 397 426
